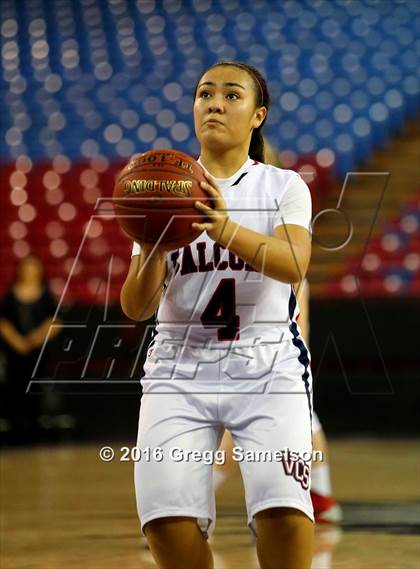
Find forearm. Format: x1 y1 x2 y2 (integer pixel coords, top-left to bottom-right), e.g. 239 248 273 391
120 247 167 321
218 220 309 283
27 317 61 349
0 320 28 352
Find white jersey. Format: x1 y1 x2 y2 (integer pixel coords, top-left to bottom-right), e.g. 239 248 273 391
132 157 312 348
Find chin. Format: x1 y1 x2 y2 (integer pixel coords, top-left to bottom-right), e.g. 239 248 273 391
200 132 230 148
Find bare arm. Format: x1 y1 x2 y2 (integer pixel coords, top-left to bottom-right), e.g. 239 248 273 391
0 317 62 353
120 244 168 321
27 317 62 349
218 220 311 284
0 319 30 354
194 172 311 284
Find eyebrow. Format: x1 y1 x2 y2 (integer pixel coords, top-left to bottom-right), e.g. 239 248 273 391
198 81 246 90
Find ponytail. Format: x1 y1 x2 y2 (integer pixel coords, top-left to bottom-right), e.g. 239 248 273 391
249 128 265 163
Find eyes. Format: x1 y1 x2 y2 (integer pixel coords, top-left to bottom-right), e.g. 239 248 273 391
198 90 240 101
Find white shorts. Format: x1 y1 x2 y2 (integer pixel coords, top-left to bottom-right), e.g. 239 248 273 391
135 340 314 537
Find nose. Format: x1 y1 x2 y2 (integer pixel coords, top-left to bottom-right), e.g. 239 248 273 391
207 95 224 114
208 104 222 113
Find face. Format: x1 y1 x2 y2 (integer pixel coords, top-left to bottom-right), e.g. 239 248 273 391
194 65 267 153
17 256 44 283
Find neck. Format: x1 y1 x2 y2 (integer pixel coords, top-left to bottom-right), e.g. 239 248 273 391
199 146 250 178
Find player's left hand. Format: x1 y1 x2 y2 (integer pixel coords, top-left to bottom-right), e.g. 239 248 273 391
193 171 230 242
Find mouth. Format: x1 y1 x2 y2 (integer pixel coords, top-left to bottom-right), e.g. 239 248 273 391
204 119 224 126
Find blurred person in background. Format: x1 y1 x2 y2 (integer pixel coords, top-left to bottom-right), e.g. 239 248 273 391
0 254 62 444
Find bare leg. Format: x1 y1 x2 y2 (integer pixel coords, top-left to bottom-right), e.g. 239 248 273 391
144 517 213 569
255 507 314 569
213 430 237 491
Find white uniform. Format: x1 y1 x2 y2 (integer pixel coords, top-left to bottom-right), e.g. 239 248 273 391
133 157 314 536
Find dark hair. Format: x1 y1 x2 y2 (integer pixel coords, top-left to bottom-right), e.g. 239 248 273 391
194 61 271 163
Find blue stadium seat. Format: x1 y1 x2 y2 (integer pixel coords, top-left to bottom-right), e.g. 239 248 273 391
1 0 419 172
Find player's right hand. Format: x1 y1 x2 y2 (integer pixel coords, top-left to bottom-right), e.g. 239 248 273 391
120 227 170 254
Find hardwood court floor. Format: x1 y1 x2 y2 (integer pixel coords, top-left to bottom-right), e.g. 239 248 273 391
1 439 419 569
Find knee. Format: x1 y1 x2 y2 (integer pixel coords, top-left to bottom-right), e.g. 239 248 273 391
143 517 213 569
255 507 313 535
144 516 202 543
144 516 181 542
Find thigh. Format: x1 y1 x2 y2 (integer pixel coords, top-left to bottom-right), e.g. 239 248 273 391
135 392 223 533
228 390 313 526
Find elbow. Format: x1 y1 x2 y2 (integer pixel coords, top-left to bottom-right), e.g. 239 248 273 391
120 292 139 321
289 264 307 284
281 269 302 284
121 306 151 322
275 256 309 284
120 300 142 322
121 306 140 322
287 270 302 284
287 251 310 284
120 293 155 322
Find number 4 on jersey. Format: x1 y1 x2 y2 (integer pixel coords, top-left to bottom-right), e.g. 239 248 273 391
200 278 240 341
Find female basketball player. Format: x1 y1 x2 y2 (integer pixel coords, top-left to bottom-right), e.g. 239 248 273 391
121 62 314 569
211 141 342 526
213 279 343 525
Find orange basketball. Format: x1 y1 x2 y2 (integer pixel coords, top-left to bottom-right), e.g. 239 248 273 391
113 149 209 250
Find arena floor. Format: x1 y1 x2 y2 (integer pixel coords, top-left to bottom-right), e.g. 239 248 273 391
1 439 419 568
